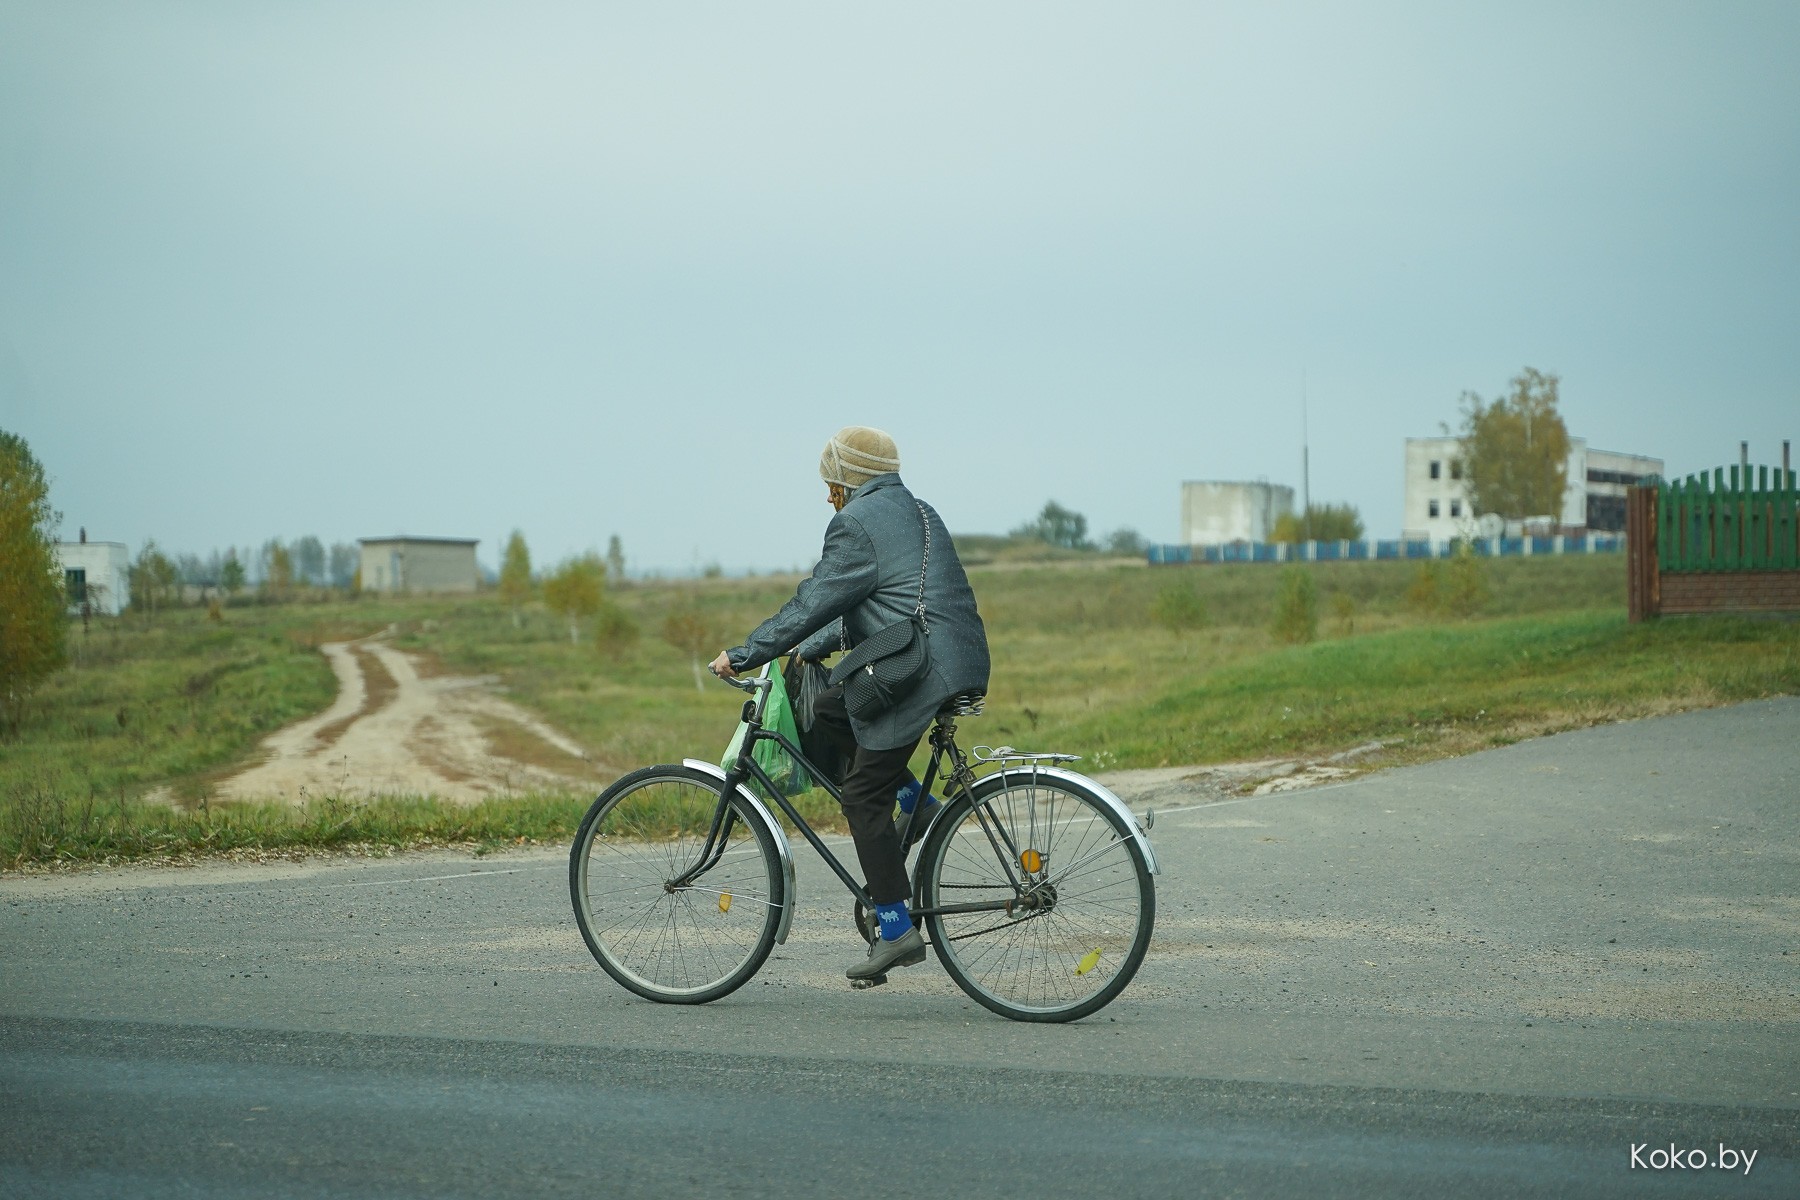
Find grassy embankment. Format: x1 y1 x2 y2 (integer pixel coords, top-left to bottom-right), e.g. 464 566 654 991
3 553 1796 867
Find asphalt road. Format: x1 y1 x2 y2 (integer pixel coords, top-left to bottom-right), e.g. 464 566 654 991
3 698 1797 1197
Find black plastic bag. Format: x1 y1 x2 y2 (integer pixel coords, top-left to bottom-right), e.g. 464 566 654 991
785 655 848 789
784 655 832 732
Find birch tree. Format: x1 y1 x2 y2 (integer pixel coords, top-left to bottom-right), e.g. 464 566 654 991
1458 368 1571 525
0 430 66 736
544 554 604 644
499 531 533 628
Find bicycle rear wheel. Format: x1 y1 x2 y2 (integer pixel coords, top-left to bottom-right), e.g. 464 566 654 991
570 764 783 1004
918 773 1153 1022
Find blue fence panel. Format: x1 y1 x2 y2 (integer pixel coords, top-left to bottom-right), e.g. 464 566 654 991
1150 535 1628 565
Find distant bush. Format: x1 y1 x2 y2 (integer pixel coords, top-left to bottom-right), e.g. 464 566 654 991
1442 544 1492 618
1104 528 1149 557
1271 503 1365 543
1270 567 1318 644
1405 561 1441 615
1150 582 1208 632
594 602 639 661
1330 592 1356 636
1404 548 1489 619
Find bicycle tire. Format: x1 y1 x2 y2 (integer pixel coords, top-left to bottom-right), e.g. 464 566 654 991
569 764 783 1004
918 772 1154 1022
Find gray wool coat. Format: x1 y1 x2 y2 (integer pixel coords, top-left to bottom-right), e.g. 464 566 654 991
726 474 990 751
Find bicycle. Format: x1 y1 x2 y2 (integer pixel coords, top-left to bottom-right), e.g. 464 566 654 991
569 664 1158 1022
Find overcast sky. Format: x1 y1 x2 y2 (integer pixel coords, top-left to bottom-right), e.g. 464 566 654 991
3 2 1796 574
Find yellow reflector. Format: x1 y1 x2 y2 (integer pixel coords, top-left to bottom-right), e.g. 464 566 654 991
718 892 732 913
1020 848 1043 873
1076 948 1102 976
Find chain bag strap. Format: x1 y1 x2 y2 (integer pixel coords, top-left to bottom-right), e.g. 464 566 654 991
829 497 937 720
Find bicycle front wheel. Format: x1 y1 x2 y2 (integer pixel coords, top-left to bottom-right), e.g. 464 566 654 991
569 765 783 1004
919 772 1154 1022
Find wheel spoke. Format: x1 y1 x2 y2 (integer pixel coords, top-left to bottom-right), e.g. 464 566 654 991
572 770 782 1001
924 777 1152 1020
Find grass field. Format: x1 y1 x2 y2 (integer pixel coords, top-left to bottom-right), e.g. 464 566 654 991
4 553 1796 867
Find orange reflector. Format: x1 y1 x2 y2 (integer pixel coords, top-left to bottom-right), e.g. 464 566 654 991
1020 848 1043 873
718 892 732 913
1076 948 1101 976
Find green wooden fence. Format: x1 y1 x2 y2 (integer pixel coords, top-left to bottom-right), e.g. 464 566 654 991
1658 464 1800 572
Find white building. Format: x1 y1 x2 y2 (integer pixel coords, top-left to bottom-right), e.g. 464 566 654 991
55 531 131 615
1180 481 1295 545
357 536 480 593
1402 437 1662 542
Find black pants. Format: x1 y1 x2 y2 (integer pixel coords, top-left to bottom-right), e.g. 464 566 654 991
800 685 918 906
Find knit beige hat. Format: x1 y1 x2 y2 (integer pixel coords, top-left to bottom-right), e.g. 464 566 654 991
819 426 900 489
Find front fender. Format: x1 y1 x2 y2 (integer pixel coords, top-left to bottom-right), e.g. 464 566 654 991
681 759 797 944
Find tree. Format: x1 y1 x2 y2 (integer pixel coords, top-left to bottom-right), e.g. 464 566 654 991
1011 501 1091 550
1271 503 1364 544
1104 528 1148 557
327 542 358 589
605 534 626 584
498 531 533 628
543 553 604 644
660 599 717 692
174 552 209 585
261 541 294 602
1458 367 1571 525
0 430 67 736
291 535 326 586
129 539 181 619
220 551 246 596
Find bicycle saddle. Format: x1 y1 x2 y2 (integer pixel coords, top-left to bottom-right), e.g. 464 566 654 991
938 692 985 717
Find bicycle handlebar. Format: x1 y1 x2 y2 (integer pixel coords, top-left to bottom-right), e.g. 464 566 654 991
718 665 772 693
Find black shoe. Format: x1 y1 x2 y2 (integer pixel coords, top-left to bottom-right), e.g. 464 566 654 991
893 796 940 850
847 926 926 980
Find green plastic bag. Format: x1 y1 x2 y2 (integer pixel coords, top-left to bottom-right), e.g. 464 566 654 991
721 665 810 798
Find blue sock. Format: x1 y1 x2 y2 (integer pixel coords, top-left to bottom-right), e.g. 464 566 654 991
874 900 913 941
894 776 934 814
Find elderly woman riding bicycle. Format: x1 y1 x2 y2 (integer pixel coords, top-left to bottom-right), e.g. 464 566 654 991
709 426 991 980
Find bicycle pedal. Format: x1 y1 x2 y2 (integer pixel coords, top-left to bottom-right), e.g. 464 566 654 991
850 973 888 990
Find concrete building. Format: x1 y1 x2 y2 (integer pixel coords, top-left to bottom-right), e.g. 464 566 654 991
55 530 131 615
1402 436 1662 542
1181 481 1295 545
357 536 480 594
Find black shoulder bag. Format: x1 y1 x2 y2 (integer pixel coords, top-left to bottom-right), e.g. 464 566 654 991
828 500 934 722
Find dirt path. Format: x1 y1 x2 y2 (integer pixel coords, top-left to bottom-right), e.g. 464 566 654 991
217 635 606 804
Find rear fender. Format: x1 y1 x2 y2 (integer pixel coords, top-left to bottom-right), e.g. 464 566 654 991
965 767 1159 875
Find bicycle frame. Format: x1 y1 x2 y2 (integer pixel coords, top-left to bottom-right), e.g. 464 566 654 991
673 670 1039 924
